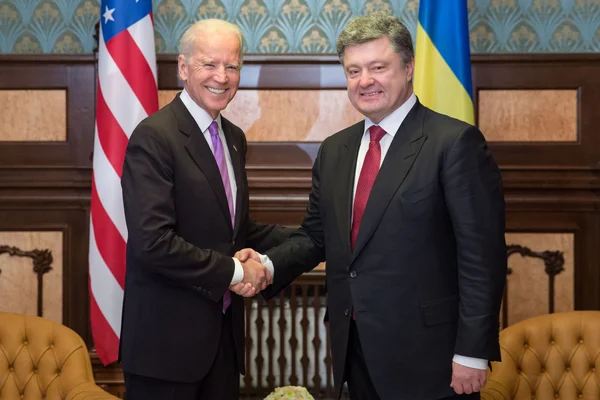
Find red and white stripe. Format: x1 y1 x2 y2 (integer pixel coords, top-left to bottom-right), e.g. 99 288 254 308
89 13 158 366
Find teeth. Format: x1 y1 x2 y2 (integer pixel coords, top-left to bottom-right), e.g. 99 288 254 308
362 92 381 96
207 87 225 94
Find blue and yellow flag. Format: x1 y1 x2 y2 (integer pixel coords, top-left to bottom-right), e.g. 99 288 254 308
414 0 474 125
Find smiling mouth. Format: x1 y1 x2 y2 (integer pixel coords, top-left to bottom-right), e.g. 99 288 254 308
206 87 226 94
361 91 382 97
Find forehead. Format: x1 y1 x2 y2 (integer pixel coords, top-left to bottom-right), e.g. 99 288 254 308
343 36 396 64
192 30 241 59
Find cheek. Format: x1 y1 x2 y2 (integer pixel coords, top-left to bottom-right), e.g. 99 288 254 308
191 71 209 85
229 74 240 88
347 84 359 99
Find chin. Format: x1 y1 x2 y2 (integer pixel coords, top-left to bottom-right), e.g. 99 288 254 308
359 107 382 117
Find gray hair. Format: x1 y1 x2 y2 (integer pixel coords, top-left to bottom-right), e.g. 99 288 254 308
336 11 414 65
178 19 244 66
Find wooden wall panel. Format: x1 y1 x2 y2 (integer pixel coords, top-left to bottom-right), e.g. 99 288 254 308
504 233 574 326
0 56 95 168
0 231 63 322
0 90 67 141
479 90 577 142
0 205 91 344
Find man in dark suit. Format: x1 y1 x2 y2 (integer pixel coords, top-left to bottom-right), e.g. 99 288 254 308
119 19 292 400
239 11 506 400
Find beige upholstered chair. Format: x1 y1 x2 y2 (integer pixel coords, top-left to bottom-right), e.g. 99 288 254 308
0 312 119 400
481 311 600 400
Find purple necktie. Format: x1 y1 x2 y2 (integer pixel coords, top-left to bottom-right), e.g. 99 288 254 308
208 120 234 312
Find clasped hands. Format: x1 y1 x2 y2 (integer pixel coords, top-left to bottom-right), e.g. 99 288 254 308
229 248 270 297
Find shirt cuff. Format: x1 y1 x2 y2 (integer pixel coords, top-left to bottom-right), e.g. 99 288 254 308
258 252 274 280
230 257 244 285
453 354 488 370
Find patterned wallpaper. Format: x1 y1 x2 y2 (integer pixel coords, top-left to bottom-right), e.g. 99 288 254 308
0 0 599 54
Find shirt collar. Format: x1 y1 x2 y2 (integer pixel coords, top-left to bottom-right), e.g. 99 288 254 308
180 88 222 133
363 92 417 138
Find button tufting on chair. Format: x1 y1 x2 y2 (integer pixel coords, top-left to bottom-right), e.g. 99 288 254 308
0 311 119 400
482 311 600 400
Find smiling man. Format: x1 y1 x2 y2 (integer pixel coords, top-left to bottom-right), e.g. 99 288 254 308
242 11 507 400
118 19 293 400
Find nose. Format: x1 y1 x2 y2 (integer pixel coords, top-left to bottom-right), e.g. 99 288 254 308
358 71 374 88
214 66 228 84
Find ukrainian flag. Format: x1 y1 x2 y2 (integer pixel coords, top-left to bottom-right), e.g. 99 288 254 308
414 0 474 125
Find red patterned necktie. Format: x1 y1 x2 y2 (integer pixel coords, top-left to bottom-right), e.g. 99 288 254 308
351 125 386 250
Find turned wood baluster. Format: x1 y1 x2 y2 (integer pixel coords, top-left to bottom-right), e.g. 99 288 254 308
312 285 322 393
256 298 265 391
325 315 333 397
244 298 253 395
278 289 287 386
300 285 310 387
289 287 299 386
266 296 275 389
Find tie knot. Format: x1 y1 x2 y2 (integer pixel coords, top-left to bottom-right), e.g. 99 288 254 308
208 120 219 137
369 125 386 143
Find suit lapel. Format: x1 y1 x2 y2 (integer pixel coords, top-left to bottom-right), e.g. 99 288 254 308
171 95 233 231
352 102 428 261
221 117 244 239
334 121 364 258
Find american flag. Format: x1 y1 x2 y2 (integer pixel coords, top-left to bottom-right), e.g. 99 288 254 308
89 0 158 365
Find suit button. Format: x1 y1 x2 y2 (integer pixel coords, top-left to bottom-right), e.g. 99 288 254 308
344 309 349 317
349 271 357 278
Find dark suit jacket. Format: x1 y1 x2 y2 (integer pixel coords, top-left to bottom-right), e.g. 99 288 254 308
119 94 292 382
263 101 507 399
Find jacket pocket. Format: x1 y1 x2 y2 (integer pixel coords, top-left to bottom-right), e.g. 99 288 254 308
421 295 459 327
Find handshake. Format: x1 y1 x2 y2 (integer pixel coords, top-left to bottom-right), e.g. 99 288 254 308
229 248 271 297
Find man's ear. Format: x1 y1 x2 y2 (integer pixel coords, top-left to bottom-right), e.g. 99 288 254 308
177 54 187 82
406 58 415 83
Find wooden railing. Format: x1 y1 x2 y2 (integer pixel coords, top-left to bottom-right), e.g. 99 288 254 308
242 270 334 398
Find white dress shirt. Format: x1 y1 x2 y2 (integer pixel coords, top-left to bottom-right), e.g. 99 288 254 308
179 89 245 285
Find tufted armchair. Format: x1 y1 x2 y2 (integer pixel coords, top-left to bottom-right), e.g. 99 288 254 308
481 311 600 400
0 312 119 400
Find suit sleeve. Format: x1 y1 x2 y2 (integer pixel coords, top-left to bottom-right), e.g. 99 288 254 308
121 123 233 303
441 126 507 361
261 144 327 300
245 220 296 253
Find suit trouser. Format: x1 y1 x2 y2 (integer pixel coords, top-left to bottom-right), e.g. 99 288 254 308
344 319 480 400
124 309 239 400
